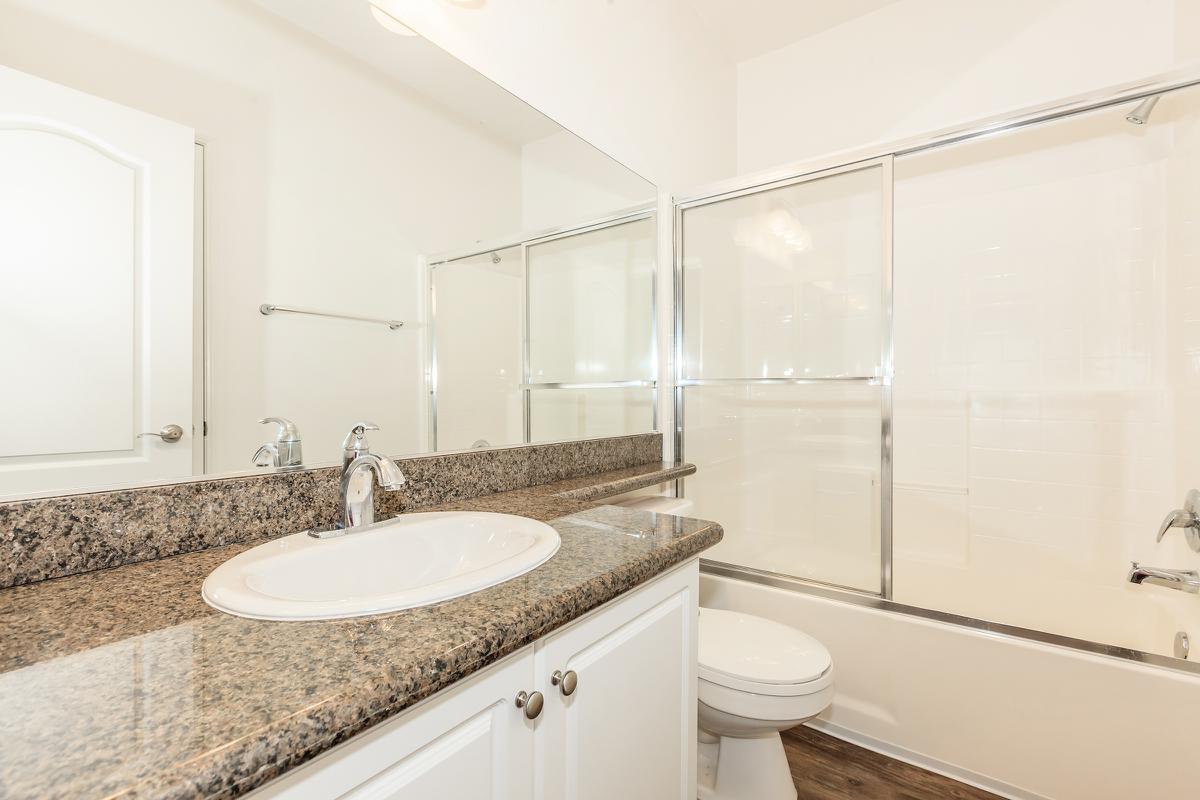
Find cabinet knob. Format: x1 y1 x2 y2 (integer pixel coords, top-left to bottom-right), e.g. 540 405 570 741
515 690 544 719
551 669 578 697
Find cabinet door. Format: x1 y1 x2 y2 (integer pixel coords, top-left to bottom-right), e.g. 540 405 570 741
253 648 536 800
536 560 699 800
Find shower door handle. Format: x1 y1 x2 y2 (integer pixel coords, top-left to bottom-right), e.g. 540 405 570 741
1157 490 1200 552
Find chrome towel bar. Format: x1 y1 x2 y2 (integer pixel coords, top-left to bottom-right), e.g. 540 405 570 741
259 303 404 330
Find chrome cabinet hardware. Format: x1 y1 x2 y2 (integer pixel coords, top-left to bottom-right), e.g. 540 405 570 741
252 417 303 469
138 424 184 443
1128 562 1200 593
1156 490 1200 552
515 690 544 719
1176 631 1191 660
551 669 578 697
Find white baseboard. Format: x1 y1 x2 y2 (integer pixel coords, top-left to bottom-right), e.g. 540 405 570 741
803 719 1051 800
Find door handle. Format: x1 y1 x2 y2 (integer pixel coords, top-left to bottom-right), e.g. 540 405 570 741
138 424 184 443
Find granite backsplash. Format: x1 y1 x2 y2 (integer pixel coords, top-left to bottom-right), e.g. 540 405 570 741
0 434 665 589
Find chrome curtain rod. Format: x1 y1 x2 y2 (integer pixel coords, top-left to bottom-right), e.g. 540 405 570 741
259 304 405 330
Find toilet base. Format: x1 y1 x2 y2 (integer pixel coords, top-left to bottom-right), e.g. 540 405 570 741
696 729 797 800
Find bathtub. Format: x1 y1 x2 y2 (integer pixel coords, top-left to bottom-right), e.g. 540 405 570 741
700 571 1200 800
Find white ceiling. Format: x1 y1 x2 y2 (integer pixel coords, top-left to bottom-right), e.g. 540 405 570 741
250 0 561 146
688 0 901 62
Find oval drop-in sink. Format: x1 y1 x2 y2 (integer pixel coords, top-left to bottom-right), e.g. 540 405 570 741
202 512 561 621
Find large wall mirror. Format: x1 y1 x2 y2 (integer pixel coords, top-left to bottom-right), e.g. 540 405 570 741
0 0 657 500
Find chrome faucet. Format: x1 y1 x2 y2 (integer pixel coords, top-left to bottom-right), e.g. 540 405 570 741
1127 562 1200 593
252 417 303 469
338 422 404 530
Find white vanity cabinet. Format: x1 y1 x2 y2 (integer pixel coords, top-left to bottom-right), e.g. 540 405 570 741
535 561 697 800
254 560 698 800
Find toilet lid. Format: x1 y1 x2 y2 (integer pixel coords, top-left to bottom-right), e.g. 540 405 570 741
698 608 832 689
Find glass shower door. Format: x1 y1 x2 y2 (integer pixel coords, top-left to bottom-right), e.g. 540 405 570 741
890 84 1200 657
678 161 891 593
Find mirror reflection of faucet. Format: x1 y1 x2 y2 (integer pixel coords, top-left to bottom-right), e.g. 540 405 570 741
252 417 303 469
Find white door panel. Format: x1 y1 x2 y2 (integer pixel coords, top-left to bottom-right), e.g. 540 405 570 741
0 64 194 496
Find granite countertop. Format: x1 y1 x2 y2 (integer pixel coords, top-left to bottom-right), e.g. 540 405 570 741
0 462 719 800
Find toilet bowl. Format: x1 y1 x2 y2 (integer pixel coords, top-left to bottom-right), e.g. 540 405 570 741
696 608 834 800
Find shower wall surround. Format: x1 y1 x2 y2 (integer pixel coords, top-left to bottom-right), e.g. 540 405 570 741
0 434 678 589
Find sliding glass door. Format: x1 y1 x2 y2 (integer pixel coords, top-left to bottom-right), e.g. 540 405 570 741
677 161 891 594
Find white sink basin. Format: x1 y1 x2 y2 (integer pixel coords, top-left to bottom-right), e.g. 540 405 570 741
202 512 561 621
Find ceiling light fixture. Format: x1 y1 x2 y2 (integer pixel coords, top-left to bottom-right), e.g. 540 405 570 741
369 3 418 36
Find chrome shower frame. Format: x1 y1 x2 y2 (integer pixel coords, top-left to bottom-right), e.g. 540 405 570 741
671 66 1200 676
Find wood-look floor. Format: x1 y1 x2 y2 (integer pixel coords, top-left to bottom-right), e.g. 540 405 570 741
783 725 1003 800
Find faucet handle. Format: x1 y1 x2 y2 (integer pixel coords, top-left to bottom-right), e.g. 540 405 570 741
1157 489 1200 551
342 421 382 458
1158 509 1197 541
259 417 301 442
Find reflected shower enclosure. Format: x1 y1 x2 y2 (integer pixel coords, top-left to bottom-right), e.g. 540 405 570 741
430 212 656 452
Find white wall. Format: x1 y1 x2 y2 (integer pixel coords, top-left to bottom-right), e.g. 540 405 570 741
382 0 738 192
521 130 655 233
736 0 1200 174
0 0 526 471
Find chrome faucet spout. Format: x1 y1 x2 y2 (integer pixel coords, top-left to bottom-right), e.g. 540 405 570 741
1127 562 1200 593
339 453 405 530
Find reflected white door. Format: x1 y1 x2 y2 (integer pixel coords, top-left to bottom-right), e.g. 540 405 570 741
0 65 194 496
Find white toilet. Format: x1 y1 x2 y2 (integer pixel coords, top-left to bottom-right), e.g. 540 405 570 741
696 608 834 800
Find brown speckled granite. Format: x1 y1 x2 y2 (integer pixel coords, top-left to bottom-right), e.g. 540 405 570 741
551 461 693 501
0 434 664 588
0 464 717 800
